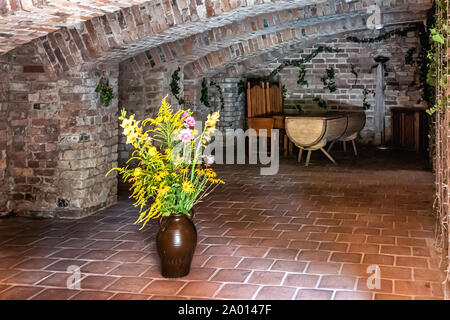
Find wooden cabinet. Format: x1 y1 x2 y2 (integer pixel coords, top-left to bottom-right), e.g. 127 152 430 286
391 107 428 153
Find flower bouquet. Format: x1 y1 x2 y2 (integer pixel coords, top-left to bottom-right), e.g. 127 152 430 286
107 95 224 277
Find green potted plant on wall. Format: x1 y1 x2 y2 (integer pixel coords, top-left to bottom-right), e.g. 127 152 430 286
107 95 224 278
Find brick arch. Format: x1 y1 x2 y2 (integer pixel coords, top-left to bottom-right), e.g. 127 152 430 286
7 0 339 79
182 3 430 80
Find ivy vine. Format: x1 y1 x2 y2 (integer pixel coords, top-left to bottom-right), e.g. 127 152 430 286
210 80 225 111
95 79 114 107
170 67 185 105
362 88 375 110
425 1 448 116
200 78 225 111
321 67 337 93
200 78 210 108
346 25 419 43
350 64 359 85
268 46 341 86
313 97 327 109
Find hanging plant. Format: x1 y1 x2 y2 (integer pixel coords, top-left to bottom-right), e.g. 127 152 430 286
170 67 185 105
95 79 114 106
321 67 337 92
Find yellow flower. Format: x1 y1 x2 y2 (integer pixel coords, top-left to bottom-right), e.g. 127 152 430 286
134 167 142 176
204 168 216 178
195 168 205 175
208 178 225 184
123 126 135 136
148 146 158 157
126 133 138 144
121 115 135 129
154 171 168 182
158 185 170 195
206 112 220 127
179 168 189 174
182 181 195 194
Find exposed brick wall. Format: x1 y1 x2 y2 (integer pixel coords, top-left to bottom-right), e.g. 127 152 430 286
0 43 119 218
241 27 425 144
0 53 9 215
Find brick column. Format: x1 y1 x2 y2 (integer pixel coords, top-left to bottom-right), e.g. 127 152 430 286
0 43 119 218
0 53 9 215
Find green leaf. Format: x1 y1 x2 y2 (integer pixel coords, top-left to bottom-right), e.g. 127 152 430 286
432 34 445 44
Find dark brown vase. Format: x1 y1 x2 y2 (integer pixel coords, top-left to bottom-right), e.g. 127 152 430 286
156 212 197 278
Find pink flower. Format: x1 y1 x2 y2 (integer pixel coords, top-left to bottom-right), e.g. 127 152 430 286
178 128 195 142
184 116 195 127
181 112 188 118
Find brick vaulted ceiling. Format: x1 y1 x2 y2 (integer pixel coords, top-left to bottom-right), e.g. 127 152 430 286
1 0 432 79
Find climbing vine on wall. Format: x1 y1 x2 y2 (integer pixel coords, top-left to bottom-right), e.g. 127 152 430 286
321 67 337 93
200 78 210 108
346 25 419 43
200 78 224 111
268 46 341 86
95 79 114 107
362 88 375 110
170 67 185 105
210 80 225 111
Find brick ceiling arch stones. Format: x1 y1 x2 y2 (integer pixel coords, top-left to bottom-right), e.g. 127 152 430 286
119 0 431 79
1 0 332 78
181 4 431 80
2 0 428 78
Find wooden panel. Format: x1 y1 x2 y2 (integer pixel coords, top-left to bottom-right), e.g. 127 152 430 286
391 108 427 153
246 81 282 118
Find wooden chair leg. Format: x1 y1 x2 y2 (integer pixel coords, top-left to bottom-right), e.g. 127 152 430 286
351 139 358 156
327 140 336 153
343 141 347 152
298 147 303 163
320 147 337 165
288 140 293 156
305 150 312 167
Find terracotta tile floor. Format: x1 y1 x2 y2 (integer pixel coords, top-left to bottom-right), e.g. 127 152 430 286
0 147 446 300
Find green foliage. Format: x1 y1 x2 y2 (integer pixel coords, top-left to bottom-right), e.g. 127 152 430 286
200 78 224 111
321 67 337 92
95 80 114 106
297 64 308 87
313 97 327 109
209 80 225 111
350 64 359 84
346 25 418 43
200 78 210 108
237 80 245 96
170 67 185 105
405 48 416 65
268 46 340 83
362 88 375 110
425 2 448 116
281 85 287 104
